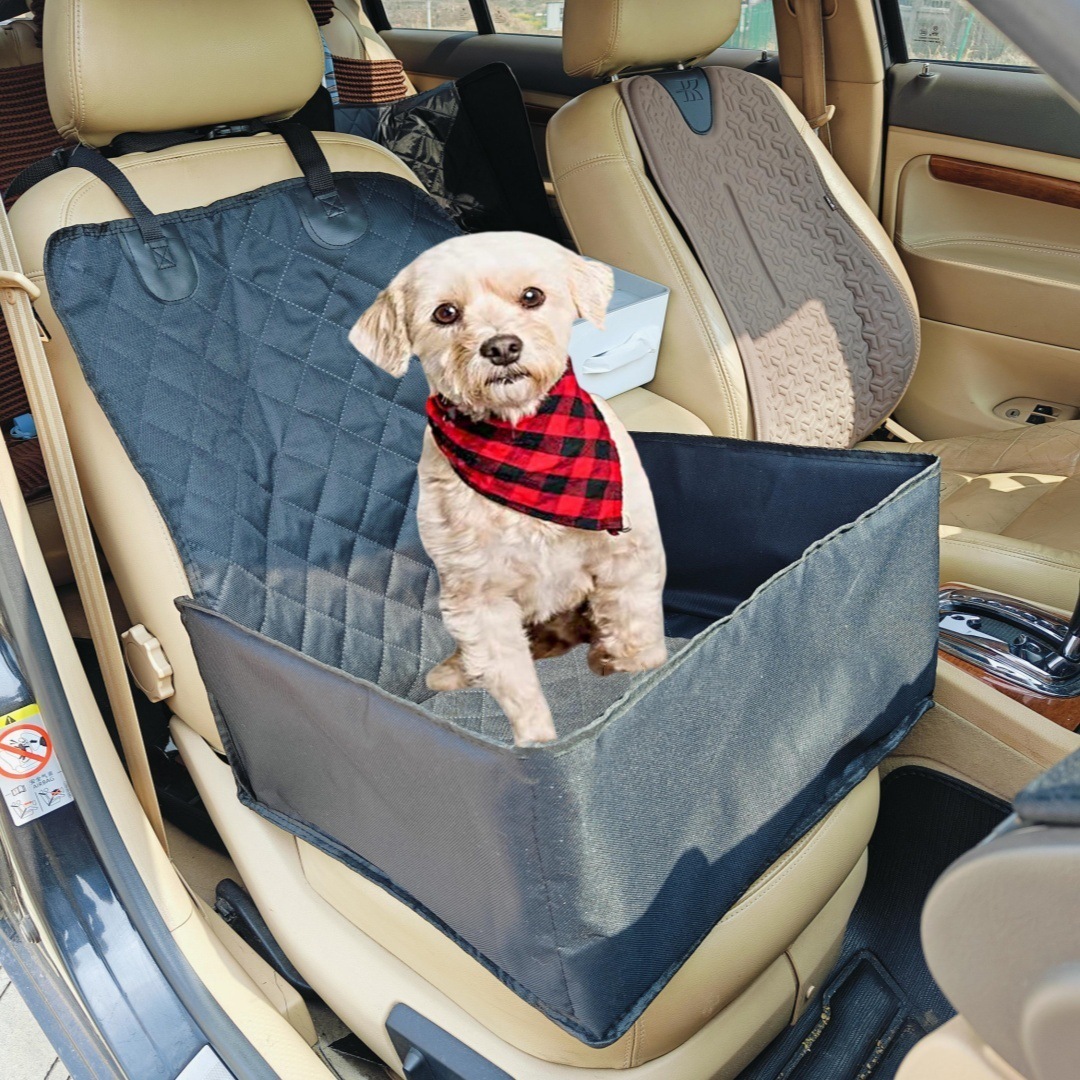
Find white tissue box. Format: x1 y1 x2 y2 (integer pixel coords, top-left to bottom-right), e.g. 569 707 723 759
570 265 669 400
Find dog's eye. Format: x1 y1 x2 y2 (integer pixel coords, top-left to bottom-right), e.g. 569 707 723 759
432 303 461 325
520 287 546 310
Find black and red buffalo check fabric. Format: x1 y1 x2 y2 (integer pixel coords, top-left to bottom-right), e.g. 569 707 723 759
426 366 626 533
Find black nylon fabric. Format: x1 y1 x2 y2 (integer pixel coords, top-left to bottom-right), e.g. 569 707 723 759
1015 747 1080 826
44 171 941 1046
334 63 557 239
176 436 938 1046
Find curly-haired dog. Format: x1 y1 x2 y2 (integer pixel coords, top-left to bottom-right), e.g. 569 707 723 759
350 232 667 745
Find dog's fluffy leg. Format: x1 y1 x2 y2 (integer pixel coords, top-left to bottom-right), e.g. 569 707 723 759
441 597 557 745
586 577 668 678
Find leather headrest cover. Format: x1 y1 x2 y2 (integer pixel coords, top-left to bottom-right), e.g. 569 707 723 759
44 0 325 147
563 0 742 79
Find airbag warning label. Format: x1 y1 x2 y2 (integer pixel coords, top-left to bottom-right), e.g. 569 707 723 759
0 705 73 825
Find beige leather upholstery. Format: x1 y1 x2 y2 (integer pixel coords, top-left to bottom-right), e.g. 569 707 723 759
897 1018 1027 1080
550 0 1080 613
864 425 1080 612
43 0 325 146
608 386 710 434
0 16 41 69
11 1 880 1071
563 0 741 79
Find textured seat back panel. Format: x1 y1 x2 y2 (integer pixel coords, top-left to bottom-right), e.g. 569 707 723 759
621 67 919 448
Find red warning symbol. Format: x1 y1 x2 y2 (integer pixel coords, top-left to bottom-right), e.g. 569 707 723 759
0 724 51 780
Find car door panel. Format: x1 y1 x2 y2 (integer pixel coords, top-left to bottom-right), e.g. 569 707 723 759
884 62 1080 439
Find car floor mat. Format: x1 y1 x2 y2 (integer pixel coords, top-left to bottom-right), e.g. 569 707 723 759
739 767 1009 1080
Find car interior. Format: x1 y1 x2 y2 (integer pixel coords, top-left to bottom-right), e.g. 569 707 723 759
0 0 1078 1078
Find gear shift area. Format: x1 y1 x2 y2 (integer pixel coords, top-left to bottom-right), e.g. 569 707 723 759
939 584 1080 699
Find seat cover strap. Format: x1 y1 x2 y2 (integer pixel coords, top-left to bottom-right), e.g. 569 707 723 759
0 197 169 850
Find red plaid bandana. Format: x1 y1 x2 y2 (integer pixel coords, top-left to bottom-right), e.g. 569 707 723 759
426 366 626 533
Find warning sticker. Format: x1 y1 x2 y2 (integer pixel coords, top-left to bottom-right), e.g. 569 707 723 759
0 705 73 826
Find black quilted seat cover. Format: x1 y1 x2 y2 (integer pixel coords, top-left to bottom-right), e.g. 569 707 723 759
44 170 941 1047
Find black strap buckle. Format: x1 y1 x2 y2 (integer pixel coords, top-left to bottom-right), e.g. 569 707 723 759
206 121 257 140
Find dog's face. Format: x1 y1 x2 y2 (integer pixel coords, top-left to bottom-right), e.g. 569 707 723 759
349 232 614 420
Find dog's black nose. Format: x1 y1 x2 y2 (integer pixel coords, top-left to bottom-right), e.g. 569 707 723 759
480 334 523 366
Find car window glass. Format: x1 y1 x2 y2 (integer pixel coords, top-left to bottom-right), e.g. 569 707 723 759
381 0 477 31
489 0 777 49
900 0 1034 65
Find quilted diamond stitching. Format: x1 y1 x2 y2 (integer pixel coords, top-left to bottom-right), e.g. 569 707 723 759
46 173 654 736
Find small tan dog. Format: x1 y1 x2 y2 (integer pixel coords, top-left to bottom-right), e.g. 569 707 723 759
350 232 667 745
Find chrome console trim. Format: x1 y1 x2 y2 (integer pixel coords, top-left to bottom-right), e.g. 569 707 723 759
939 586 1080 698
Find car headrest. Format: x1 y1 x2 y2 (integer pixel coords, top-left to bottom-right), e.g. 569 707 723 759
44 0 325 148
562 0 741 80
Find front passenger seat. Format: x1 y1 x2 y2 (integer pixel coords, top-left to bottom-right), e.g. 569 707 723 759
11 0 879 1074
548 0 1080 615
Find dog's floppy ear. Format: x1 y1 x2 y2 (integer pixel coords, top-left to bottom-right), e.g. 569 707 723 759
568 254 614 330
349 282 413 377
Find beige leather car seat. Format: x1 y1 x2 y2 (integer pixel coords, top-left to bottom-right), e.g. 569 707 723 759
10 0 879 1074
548 0 1080 615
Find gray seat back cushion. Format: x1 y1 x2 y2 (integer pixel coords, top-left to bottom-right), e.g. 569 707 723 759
621 66 919 448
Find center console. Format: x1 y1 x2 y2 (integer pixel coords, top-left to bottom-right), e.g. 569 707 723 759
939 583 1080 731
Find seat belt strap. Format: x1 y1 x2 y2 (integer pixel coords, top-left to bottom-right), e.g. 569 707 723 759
794 0 835 152
0 199 169 851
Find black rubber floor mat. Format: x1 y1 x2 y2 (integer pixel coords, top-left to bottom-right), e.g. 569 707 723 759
739 767 1009 1080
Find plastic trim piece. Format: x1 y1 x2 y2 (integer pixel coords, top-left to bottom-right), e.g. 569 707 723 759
888 61 1080 159
387 1005 512 1080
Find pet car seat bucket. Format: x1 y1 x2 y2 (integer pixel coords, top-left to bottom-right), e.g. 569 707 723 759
40 133 940 1048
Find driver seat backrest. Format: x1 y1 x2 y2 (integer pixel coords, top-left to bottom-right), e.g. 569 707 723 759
10 0 879 1073
548 0 1080 615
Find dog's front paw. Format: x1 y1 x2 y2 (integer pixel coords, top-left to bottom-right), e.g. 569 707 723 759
588 642 668 677
513 712 558 746
426 652 474 692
